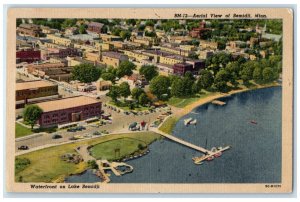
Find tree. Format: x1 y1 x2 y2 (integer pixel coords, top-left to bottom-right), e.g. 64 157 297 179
214 69 231 92
131 88 145 101
107 86 120 102
119 82 131 100
79 24 87 34
188 52 199 60
126 19 136 26
149 75 170 100
214 81 229 93
23 105 43 129
120 30 131 40
240 61 258 84
253 67 263 82
198 69 214 89
71 63 101 83
138 93 150 106
116 61 136 78
101 72 116 83
139 65 159 81
171 77 185 97
262 67 275 83
61 19 77 29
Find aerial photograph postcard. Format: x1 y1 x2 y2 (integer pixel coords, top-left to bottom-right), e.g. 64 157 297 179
5 7 293 193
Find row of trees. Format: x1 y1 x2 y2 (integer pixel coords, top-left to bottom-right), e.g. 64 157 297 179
148 52 281 100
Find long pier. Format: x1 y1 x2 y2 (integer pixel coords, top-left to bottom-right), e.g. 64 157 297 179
151 128 213 155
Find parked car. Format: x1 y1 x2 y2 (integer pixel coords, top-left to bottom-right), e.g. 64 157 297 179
76 126 86 131
18 145 29 150
67 128 77 132
52 134 62 139
93 131 101 136
69 136 77 140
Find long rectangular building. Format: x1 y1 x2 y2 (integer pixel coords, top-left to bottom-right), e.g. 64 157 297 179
16 80 58 102
36 96 102 128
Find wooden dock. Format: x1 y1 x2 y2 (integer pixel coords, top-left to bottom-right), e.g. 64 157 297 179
192 146 231 164
212 100 226 106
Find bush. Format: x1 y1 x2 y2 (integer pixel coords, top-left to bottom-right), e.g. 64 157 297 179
87 160 98 169
15 158 31 174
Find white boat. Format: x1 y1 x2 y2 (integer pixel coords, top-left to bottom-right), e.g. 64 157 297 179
184 118 193 126
190 119 197 125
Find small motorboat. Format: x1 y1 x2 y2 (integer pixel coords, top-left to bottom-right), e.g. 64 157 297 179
250 120 257 124
207 156 215 161
184 118 193 126
214 152 222 158
190 119 197 125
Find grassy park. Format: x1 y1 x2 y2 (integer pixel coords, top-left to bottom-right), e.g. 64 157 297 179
90 137 148 161
15 132 161 183
15 123 33 138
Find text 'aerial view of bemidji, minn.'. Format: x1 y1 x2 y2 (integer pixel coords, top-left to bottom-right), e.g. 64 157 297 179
13 16 284 186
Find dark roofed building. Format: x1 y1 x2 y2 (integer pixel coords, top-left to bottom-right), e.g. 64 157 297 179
173 63 194 76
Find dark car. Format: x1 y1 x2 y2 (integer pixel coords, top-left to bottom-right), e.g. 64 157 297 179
93 131 101 136
52 134 62 139
77 126 86 131
69 136 77 140
67 128 76 132
18 145 29 150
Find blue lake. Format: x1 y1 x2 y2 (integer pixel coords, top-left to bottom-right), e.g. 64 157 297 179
67 86 282 183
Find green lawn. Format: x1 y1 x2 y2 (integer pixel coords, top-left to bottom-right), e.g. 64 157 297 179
167 97 200 108
90 137 147 161
15 132 161 183
167 90 217 108
15 123 33 138
158 116 179 135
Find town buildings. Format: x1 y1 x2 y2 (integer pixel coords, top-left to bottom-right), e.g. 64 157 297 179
17 24 42 37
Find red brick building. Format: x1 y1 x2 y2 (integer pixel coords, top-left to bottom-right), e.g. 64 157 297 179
173 60 205 76
36 96 102 128
190 21 211 39
16 49 41 63
173 63 193 76
87 22 104 34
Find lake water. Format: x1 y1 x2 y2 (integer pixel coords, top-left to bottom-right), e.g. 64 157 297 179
65 169 102 183
67 87 282 183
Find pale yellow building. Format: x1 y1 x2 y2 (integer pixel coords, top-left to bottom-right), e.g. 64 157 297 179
100 34 122 42
47 34 72 47
199 40 218 50
102 51 129 68
123 50 151 62
160 55 183 65
94 42 113 51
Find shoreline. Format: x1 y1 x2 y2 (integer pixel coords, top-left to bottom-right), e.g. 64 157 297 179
159 82 281 135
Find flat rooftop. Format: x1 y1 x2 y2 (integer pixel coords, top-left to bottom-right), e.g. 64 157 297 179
16 80 57 91
36 96 101 112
